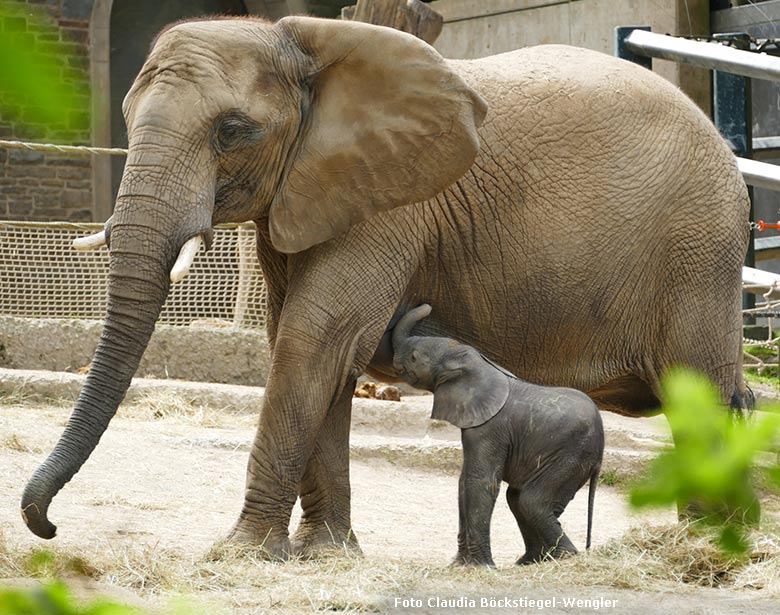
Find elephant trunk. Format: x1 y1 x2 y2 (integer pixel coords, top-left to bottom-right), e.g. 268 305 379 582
391 303 432 354
21 174 211 537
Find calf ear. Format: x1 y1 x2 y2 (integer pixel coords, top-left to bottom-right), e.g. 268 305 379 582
431 359 510 429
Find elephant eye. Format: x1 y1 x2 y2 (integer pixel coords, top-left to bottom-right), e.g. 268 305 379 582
213 111 263 153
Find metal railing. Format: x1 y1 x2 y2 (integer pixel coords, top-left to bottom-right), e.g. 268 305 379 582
617 28 780 191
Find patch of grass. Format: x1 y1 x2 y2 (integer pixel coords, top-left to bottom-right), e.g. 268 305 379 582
744 341 780 387
744 344 778 362
0 581 145 615
745 369 780 389
2 435 42 455
527 521 780 592
0 388 71 409
120 394 223 428
0 541 183 596
0 541 99 583
0 390 37 408
599 468 621 487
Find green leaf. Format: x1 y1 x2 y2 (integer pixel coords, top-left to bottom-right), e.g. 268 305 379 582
0 0 90 134
628 368 780 555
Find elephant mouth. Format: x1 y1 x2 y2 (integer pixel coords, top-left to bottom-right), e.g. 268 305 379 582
395 366 419 387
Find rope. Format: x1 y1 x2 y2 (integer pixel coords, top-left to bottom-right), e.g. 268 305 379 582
742 277 780 373
0 139 127 156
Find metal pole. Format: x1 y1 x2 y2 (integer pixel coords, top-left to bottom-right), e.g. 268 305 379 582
735 158 780 190
624 29 780 82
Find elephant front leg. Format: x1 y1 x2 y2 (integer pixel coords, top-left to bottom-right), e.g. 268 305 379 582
455 470 500 567
226 343 349 558
291 378 361 558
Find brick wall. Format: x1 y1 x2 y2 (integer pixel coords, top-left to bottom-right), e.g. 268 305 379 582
0 0 94 222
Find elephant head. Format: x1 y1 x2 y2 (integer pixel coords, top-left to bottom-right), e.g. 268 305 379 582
21 17 486 538
391 304 509 429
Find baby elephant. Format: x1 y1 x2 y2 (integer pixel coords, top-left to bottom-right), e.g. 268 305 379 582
392 304 604 566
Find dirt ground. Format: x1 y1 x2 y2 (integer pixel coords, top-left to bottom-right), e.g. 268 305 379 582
1 388 779 614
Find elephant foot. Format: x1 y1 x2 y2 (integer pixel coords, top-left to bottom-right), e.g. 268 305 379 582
516 553 538 566
216 519 291 561
290 520 362 559
516 547 577 566
449 552 495 567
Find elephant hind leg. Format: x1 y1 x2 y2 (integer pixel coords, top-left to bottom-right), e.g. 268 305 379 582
506 487 544 565
508 485 577 564
291 378 362 558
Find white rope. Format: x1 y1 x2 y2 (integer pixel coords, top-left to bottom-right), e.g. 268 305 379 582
0 139 127 156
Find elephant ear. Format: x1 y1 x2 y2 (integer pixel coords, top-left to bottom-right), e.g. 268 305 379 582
270 16 488 253
431 352 510 429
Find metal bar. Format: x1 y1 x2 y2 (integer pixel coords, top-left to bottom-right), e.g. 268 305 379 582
753 136 780 150
743 265 780 288
624 29 780 81
756 235 780 252
614 26 652 69
737 157 780 190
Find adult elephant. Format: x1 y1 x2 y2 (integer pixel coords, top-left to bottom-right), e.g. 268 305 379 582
22 16 749 557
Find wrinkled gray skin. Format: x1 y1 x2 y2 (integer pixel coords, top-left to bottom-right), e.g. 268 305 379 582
22 16 749 557
393 305 604 566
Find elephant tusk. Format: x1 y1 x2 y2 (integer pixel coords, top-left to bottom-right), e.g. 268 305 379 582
170 235 203 284
72 230 107 251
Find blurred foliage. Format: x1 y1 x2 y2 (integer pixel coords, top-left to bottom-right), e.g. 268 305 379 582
0 0 88 129
0 581 142 615
0 551 203 615
630 369 780 555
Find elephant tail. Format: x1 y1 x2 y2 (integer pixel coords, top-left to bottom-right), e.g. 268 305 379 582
586 466 599 550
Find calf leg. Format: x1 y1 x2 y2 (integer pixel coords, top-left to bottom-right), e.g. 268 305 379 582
456 470 500 566
506 487 544 565
512 483 578 564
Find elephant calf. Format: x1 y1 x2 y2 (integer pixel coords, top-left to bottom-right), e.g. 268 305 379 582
392 305 604 566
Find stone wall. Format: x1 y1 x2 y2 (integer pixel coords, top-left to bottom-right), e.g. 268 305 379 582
430 0 711 113
0 0 94 221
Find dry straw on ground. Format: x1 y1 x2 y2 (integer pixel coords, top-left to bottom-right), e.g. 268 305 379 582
2 522 780 613
118 392 239 429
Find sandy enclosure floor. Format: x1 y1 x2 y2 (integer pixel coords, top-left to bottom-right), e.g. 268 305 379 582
0 393 779 614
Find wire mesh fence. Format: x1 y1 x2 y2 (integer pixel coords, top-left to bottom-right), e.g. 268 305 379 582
0 221 266 328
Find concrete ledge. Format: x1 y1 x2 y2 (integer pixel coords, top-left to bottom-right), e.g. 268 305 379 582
0 317 270 386
0 367 266 411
